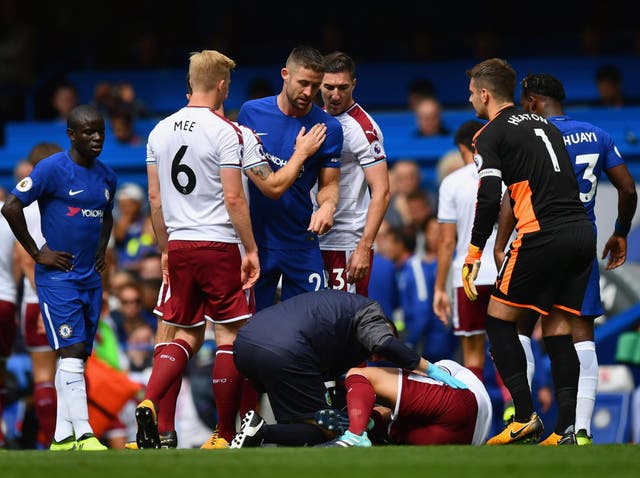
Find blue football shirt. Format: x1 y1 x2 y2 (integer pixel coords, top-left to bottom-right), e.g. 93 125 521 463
12 151 117 287
238 96 343 249
549 116 624 225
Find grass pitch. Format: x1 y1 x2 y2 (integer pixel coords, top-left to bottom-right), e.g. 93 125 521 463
1 445 639 478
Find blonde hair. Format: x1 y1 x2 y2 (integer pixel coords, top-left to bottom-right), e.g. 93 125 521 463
188 50 236 92
437 149 465 182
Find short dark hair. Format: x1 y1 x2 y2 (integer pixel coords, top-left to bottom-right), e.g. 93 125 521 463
596 64 622 84
323 51 356 78
388 225 416 253
407 78 436 98
28 142 62 165
286 45 325 73
454 120 484 150
466 58 516 102
67 104 103 130
520 73 566 102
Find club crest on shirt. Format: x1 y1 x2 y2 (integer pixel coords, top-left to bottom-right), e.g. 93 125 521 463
105 189 110 201
16 176 33 192
58 324 73 338
473 154 483 171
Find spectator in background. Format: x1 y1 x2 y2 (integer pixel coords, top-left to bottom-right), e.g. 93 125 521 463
367 219 398 319
385 160 423 228
414 97 449 137
594 64 626 107
50 83 78 122
111 281 152 347
110 109 143 146
113 182 147 272
91 81 117 117
114 81 150 119
406 78 436 111
405 189 434 256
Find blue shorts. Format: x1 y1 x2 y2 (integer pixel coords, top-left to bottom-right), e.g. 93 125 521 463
38 284 102 354
254 247 326 311
580 257 604 318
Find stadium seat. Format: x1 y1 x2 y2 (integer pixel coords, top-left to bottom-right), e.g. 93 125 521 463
591 392 633 443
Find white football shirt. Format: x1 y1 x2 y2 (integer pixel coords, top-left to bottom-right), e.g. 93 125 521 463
437 163 499 287
318 103 386 250
0 201 17 303
238 125 270 198
146 107 244 243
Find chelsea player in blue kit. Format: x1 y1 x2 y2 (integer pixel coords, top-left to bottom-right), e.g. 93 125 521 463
2 105 117 451
495 74 637 444
238 46 343 310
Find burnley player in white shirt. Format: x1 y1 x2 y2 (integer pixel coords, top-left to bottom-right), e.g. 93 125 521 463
136 50 261 450
137 54 328 449
433 120 500 383
318 51 390 295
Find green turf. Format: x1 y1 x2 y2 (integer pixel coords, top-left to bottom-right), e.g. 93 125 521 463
1 446 639 478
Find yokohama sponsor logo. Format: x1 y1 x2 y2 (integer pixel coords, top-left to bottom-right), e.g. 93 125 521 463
81 209 104 218
66 207 104 218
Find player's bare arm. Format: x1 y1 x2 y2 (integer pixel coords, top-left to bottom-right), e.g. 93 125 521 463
433 221 457 325
309 166 339 235
347 162 390 283
221 167 260 288
247 123 327 199
602 163 637 270
147 163 169 253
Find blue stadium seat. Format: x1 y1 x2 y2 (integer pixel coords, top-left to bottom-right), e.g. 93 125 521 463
591 392 632 443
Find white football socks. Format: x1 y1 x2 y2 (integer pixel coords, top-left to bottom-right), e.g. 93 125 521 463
56 357 93 439
575 340 598 435
518 334 535 389
53 364 74 442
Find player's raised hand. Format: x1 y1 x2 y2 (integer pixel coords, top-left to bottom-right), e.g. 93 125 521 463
36 244 73 272
294 123 327 159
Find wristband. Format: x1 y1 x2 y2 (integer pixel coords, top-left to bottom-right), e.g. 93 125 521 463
465 244 482 262
614 220 630 237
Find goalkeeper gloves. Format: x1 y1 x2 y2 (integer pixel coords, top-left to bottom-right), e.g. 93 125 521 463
462 244 482 301
426 362 468 389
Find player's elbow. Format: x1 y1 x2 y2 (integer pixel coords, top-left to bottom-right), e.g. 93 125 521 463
224 192 246 209
620 182 638 205
259 183 285 200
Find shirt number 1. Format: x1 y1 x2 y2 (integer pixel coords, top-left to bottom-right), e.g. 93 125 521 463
534 128 561 172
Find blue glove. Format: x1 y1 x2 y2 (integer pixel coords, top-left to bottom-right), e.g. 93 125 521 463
426 362 468 389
